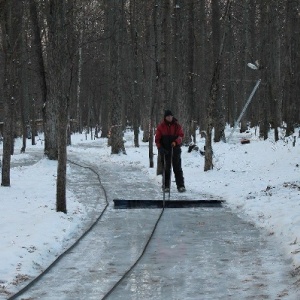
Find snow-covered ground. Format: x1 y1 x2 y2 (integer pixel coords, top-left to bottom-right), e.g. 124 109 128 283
0 126 300 298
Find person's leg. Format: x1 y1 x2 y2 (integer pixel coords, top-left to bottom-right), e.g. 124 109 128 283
172 148 185 189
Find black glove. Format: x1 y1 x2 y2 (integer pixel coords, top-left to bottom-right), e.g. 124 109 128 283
159 147 168 155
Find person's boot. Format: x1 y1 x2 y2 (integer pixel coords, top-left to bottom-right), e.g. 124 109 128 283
178 186 186 193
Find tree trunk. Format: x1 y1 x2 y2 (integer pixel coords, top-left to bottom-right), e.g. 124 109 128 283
28 0 47 146
76 30 83 133
109 0 125 154
55 0 73 213
20 14 30 153
283 0 300 136
57 92 68 213
129 0 140 148
212 0 225 143
205 0 232 171
150 0 161 168
0 0 23 186
30 98 37 146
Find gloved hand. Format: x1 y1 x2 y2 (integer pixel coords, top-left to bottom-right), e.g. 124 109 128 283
159 147 168 155
171 141 176 147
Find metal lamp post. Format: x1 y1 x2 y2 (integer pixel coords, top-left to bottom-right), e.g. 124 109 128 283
227 63 261 142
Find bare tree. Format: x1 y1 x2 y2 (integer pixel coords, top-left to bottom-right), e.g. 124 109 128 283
20 4 30 154
42 1 60 160
31 0 74 212
205 0 232 171
128 0 141 148
211 0 226 143
56 0 73 213
28 0 47 146
283 0 300 135
149 0 161 168
108 0 125 154
176 0 195 146
0 0 23 186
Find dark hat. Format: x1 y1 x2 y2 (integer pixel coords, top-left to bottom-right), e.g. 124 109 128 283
164 110 173 117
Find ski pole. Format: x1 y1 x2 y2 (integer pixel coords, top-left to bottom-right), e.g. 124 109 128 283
163 153 166 207
168 147 173 200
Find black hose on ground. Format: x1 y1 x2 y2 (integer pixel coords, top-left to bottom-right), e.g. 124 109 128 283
8 160 109 300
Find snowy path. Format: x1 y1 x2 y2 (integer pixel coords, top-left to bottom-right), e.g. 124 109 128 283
111 209 293 299
11 150 298 300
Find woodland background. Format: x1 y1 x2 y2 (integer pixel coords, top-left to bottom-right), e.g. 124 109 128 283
0 0 299 210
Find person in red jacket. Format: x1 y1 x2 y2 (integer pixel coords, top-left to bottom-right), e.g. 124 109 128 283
155 110 186 193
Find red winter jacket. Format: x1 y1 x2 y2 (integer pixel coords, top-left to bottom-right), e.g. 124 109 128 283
155 118 184 150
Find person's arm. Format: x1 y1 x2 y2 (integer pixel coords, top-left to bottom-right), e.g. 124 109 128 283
174 124 184 146
155 126 162 149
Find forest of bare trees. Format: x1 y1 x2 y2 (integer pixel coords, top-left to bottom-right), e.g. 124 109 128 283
0 0 299 210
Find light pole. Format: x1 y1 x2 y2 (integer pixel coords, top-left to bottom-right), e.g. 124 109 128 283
227 63 261 142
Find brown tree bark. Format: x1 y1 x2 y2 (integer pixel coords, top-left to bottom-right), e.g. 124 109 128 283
28 0 47 147
54 0 73 213
205 0 232 171
109 0 125 154
0 0 23 186
212 0 226 143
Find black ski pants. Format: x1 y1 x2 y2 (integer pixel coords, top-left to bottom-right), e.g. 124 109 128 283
161 147 184 189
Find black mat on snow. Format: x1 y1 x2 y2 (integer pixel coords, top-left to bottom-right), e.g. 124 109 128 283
113 199 224 209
